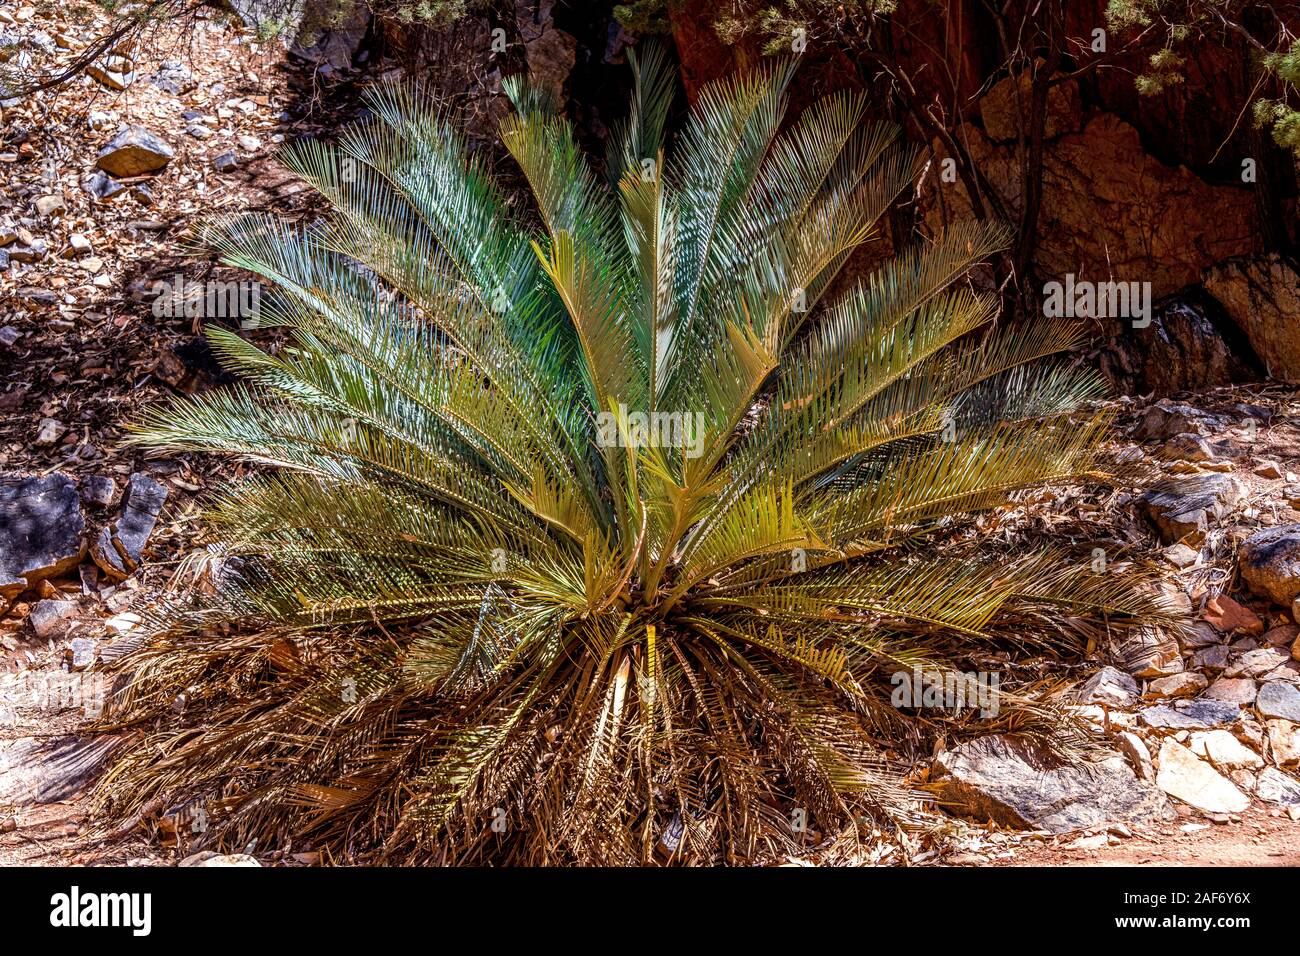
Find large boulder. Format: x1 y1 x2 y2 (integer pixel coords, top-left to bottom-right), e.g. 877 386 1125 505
931 734 1173 832
1238 525 1300 607
0 473 86 607
1204 254 1300 383
1096 293 1261 396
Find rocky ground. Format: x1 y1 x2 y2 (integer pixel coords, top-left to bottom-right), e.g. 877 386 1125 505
3 4 1300 868
0 1 360 866
925 391 1300 866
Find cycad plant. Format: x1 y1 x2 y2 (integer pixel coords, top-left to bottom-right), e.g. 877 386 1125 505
98 49 1170 864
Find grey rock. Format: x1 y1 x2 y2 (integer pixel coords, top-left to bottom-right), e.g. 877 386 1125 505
1139 474 1245 544
1264 660 1300 684
8 239 47 262
96 126 173 177
1076 666 1139 707
290 0 369 71
82 171 128 201
28 31 56 55
1116 624 1183 678
146 60 193 95
78 475 115 509
932 734 1173 832
0 473 86 606
69 637 97 670
1255 767 1300 806
213 151 239 173
516 0 574 105
225 0 303 32
1138 697 1243 729
1238 524 1300 606
18 288 57 308
1257 682 1300 722
0 31 23 63
1203 677 1257 706
1133 401 1211 441
1159 432 1214 462
1097 291 1258 400
28 599 77 639
1181 621 1225 649
1232 401 1272 423
1224 646 1289 679
90 473 167 581
1193 644 1231 673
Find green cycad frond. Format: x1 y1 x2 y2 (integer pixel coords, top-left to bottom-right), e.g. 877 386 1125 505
606 42 676 185
100 55 1171 866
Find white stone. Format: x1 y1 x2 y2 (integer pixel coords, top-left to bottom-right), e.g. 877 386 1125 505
1155 739 1250 814
1187 730 1264 769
